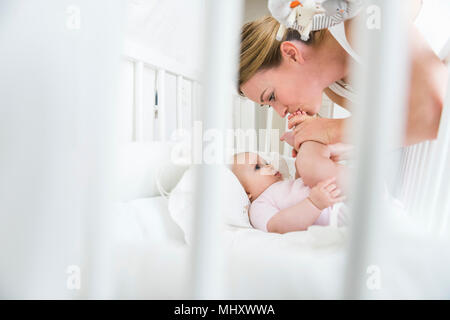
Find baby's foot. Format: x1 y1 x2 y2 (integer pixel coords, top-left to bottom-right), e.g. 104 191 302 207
281 130 295 147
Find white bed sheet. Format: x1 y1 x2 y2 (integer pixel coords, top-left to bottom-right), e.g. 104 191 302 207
113 196 185 245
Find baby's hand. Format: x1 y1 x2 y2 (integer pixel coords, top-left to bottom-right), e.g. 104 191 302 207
308 177 345 210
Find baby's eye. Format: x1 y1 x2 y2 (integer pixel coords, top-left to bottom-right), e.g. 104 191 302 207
269 92 275 102
255 164 260 170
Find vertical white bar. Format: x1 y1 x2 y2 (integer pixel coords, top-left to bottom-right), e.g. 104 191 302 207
183 79 193 133
157 69 166 141
396 147 409 199
426 67 450 232
409 145 423 214
176 75 184 130
344 0 409 299
191 0 243 300
399 146 412 202
241 98 255 130
0 0 122 298
403 145 419 213
143 66 155 142
233 96 241 130
417 140 437 219
134 61 144 142
192 81 199 122
283 119 292 157
408 142 428 216
239 97 246 129
432 148 450 234
265 107 274 153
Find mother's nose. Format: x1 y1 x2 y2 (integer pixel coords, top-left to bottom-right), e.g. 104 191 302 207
273 104 288 118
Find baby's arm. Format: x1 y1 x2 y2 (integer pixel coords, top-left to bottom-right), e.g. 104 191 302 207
296 141 349 192
267 178 344 234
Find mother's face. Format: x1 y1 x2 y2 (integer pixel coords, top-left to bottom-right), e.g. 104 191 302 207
240 42 324 118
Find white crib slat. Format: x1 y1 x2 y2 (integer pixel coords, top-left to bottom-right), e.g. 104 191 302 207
404 145 421 214
440 178 450 236
183 79 193 133
409 142 429 217
441 201 450 236
134 61 144 142
400 146 414 204
409 144 426 215
433 148 450 235
190 0 243 299
242 99 256 130
398 147 410 198
395 147 408 198
404 145 421 211
417 140 437 220
399 146 410 203
176 75 183 130
413 142 432 216
283 118 292 158
192 81 199 122
344 0 409 299
142 66 156 142
157 69 166 141
232 96 241 130
264 107 274 153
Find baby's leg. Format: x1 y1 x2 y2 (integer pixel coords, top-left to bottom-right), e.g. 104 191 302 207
294 149 302 179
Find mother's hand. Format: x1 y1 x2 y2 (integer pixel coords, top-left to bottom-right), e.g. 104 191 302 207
285 114 346 151
328 143 355 162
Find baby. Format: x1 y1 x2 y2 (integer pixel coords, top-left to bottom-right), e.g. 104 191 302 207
231 127 352 233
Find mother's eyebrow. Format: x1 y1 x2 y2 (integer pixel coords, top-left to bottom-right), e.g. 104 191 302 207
260 88 267 104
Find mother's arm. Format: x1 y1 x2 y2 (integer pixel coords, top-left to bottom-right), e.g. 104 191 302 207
295 141 349 192
343 0 446 145
287 114 348 149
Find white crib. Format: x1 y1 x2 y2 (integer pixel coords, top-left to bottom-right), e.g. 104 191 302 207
1 0 450 300
111 0 450 299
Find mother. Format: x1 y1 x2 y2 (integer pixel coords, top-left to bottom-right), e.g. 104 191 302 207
238 5 448 151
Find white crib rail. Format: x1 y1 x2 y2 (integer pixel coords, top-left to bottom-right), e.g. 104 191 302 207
123 44 255 148
156 69 167 141
396 36 450 235
344 0 410 299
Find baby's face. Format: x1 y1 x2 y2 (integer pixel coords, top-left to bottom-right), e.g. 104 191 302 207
232 152 283 201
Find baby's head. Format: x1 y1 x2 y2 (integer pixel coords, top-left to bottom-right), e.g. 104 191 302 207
231 152 283 202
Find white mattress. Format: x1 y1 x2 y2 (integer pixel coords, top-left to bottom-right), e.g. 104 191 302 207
111 196 450 299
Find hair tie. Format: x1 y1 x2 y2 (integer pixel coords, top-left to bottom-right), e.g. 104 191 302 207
270 0 364 42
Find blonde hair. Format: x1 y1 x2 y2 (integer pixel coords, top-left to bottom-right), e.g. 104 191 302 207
239 16 325 95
